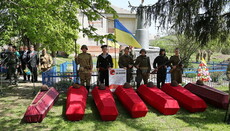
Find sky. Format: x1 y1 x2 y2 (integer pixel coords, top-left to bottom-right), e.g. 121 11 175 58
108 0 165 36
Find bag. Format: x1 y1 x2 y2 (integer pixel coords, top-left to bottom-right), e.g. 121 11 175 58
24 68 31 75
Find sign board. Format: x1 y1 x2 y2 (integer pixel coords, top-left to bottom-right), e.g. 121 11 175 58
109 68 126 91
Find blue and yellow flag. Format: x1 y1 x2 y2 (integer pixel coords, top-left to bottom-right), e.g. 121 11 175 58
114 19 142 48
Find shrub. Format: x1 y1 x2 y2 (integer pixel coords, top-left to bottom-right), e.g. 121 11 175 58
54 80 73 92
221 47 230 55
185 73 197 78
210 72 223 82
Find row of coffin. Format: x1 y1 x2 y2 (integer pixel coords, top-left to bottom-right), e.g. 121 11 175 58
23 83 229 122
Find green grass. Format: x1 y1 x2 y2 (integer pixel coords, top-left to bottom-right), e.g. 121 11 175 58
0 84 230 131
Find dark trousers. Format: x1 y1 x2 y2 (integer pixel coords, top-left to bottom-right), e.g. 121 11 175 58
8 64 17 83
99 70 109 86
22 64 30 81
136 69 149 89
157 69 167 88
126 68 133 83
28 65 37 82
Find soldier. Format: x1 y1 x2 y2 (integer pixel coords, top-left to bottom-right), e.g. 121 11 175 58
118 47 134 83
96 45 113 86
153 48 169 88
75 45 93 91
40 48 53 72
134 49 151 88
119 46 136 60
169 48 183 84
4 46 19 85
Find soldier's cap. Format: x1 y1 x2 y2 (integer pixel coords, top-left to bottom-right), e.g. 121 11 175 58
101 45 108 49
146 82 155 88
139 49 146 54
160 48 165 52
123 82 131 89
170 80 178 87
196 79 204 86
81 45 88 50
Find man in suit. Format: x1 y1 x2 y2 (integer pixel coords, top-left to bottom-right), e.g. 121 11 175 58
27 45 39 82
21 46 30 81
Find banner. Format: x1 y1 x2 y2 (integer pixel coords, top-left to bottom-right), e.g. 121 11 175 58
109 68 126 91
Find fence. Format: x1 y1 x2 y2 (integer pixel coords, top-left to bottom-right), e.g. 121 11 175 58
42 61 229 88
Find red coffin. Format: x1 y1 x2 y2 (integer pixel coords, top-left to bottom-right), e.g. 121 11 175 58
137 85 180 115
161 83 207 112
23 87 59 123
115 86 148 118
91 87 118 121
66 86 88 121
184 83 229 109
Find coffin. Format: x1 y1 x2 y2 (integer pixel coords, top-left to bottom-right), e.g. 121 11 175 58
161 83 207 112
184 83 229 109
66 86 88 121
23 87 59 123
115 86 148 118
91 87 118 121
137 84 180 115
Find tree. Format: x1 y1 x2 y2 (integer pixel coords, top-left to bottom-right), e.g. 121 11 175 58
129 0 230 46
0 0 117 53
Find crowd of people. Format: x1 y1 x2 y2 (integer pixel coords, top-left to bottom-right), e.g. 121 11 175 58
0 44 53 85
75 45 184 90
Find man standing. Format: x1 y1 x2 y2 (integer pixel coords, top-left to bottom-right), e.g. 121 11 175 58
169 48 183 84
134 49 151 88
96 45 113 86
75 45 93 92
118 47 134 83
40 48 53 72
4 46 19 85
21 46 30 81
27 45 39 82
153 49 169 88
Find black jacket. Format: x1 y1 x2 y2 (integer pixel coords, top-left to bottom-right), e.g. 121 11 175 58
96 53 113 70
27 51 39 67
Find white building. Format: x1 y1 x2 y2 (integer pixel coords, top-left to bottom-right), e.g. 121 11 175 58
77 5 137 47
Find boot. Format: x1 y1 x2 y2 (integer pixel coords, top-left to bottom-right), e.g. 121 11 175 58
86 86 90 93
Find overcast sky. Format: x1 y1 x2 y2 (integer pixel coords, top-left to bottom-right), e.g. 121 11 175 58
108 0 165 36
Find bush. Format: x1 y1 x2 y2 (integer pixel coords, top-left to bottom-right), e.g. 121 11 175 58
185 73 197 78
210 72 223 82
221 47 230 55
54 80 73 92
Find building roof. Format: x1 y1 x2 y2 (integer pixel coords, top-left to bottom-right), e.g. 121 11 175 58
111 5 134 14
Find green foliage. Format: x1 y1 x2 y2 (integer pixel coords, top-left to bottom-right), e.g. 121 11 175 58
0 0 117 53
185 73 197 78
130 0 230 46
210 72 223 82
54 80 73 92
221 47 230 54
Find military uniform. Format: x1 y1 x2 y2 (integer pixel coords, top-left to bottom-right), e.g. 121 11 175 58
119 49 136 60
118 54 134 83
96 53 113 86
169 55 183 83
40 49 53 72
134 54 151 88
5 51 19 84
75 52 93 90
153 54 169 88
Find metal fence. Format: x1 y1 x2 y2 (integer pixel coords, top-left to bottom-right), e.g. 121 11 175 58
42 61 229 88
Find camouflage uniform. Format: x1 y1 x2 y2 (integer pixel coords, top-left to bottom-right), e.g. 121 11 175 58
75 52 93 89
134 53 151 88
118 54 134 83
5 51 19 84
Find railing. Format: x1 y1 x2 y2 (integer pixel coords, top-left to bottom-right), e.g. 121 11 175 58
42 61 229 88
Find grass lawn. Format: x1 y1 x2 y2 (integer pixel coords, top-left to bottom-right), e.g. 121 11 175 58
0 83 229 131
